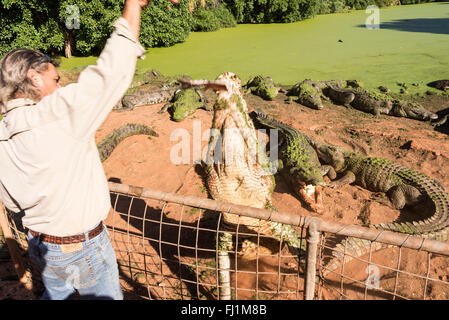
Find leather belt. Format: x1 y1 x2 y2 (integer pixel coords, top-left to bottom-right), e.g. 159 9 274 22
29 222 104 245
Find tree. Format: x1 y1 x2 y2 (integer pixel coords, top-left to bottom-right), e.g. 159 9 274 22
58 0 123 57
222 0 325 24
0 0 192 58
0 0 64 57
139 0 194 48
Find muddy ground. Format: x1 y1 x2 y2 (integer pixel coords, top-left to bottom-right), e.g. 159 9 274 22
1 75 449 300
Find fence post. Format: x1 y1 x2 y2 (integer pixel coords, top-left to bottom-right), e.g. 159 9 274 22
304 219 320 300
0 202 32 290
217 231 232 300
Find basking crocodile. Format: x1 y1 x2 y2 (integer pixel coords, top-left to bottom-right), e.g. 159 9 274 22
113 85 209 121
330 87 438 121
427 80 449 91
325 86 355 107
251 109 336 213
287 79 329 110
287 79 348 110
244 75 279 100
309 140 449 274
287 79 437 121
129 69 163 88
158 88 209 122
113 88 178 112
97 123 158 162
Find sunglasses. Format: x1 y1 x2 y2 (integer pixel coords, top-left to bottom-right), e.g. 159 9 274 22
30 54 55 69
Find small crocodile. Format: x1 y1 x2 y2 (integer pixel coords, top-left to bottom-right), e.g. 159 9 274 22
309 140 449 274
287 79 329 110
324 86 355 107
287 79 348 110
97 123 158 162
251 109 336 213
158 88 209 122
129 69 163 88
348 88 394 117
427 80 449 91
113 88 178 112
244 75 279 100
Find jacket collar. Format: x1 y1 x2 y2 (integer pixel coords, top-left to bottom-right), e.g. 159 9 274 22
3 98 36 114
0 98 36 141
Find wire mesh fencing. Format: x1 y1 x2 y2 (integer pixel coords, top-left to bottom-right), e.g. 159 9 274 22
106 182 449 300
1 181 449 300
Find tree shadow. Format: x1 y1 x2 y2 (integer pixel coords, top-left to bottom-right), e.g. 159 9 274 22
357 17 449 35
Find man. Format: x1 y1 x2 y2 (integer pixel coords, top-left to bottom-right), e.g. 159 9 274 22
0 0 178 300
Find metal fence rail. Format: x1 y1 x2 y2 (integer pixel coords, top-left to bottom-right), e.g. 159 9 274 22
2 181 449 300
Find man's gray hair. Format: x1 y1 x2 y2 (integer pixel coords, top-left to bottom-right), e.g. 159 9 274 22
0 49 54 113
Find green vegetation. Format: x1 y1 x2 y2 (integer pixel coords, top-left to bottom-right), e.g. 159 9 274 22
2 0 445 59
140 0 194 48
192 6 237 31
127 2 448 91
4 1 447 94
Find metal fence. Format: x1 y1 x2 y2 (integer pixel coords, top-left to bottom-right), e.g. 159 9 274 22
2 181 449 300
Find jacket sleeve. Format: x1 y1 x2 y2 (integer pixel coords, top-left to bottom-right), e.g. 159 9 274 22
31 18 146 140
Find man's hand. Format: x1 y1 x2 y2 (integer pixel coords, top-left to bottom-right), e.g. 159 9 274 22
123 0 179 41
139 0 179 7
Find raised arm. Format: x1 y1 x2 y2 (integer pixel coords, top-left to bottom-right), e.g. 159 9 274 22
23 0 178 140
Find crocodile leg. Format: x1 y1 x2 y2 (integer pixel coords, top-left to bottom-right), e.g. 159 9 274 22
321 165 337 180
158 103 172 114
386 184 422 210
432 114 448 127
328 171 356 188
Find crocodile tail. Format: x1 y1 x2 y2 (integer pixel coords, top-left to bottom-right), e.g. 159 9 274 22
381 163 449 234
97 123 158 162
322 227 449 278
252 109 293 132
322 237 387 277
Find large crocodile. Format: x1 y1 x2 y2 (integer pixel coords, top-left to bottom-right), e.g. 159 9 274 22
182 72 307 299
183 72 305 254
287 79 330 110
346 87 438 121
309 140 449 274
251 109 336 213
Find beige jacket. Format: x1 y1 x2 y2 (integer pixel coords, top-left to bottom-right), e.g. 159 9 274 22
0 18 145 236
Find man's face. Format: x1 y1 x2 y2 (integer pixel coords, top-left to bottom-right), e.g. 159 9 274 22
38 63 61 98
27 62 61 100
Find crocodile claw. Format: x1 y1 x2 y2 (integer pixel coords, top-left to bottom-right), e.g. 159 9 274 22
300 185 324 213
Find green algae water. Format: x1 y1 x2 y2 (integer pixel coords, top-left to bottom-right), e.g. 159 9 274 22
59 3 449 89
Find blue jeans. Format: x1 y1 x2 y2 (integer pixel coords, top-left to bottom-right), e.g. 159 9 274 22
27 225 123 300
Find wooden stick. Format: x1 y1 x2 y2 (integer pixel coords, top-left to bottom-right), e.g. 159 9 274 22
178 78 229 92
0 202 33 291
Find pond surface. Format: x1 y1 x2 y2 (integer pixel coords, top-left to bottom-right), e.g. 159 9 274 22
60 2 449 89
